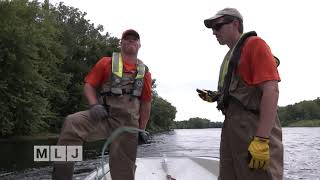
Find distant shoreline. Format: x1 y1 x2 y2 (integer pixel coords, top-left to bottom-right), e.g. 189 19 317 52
286 119 320 127
1 126 319 142
0 133 59 142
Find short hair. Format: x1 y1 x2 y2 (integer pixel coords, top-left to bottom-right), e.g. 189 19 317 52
223 15 243 33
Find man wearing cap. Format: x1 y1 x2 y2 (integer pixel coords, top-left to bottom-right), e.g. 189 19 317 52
52 29 152 180
198 8 283 180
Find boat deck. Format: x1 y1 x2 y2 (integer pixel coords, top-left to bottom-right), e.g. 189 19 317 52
84 156 219 180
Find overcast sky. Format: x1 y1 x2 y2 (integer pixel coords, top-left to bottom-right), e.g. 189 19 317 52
48 0 320 122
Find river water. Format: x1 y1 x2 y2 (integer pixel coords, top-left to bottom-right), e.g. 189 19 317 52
0 127 319 180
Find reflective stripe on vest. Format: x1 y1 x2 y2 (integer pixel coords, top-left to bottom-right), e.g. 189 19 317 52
111 52 145 97
112 52 123 78
218 50 232 90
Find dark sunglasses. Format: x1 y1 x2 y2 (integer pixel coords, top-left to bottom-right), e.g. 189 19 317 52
212 20 234 31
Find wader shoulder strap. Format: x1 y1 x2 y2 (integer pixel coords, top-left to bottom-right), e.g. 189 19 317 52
217 31 257 110
132 59 147 97
112 52 123 78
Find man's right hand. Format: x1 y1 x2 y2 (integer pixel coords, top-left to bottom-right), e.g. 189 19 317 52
89 104 108 121
196 89 220 102
138 132 151 145
248 136 270 170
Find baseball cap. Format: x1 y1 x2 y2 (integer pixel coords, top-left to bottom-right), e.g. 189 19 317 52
121 29 140 40
204 8 243 28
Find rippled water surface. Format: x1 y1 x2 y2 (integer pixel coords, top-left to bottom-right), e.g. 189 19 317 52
1 127 319 179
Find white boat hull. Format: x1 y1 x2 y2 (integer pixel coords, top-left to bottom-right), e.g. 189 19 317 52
85 156 219 180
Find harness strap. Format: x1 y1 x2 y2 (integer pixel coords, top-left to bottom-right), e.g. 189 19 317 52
217 31 257 111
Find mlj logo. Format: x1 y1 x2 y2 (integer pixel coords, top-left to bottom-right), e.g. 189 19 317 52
34 145 83 162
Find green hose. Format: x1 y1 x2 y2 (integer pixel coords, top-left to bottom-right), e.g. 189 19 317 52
96 126 148 180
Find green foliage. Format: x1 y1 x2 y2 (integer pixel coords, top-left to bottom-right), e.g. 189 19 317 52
174 117 223 129
188 117 210 128
287 119 320 127
0 0 66 135
147 95 177 132
278 98 320 126
0 0 119 136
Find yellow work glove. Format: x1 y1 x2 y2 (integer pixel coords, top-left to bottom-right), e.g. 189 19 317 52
196 89 220 103
248 136 270 170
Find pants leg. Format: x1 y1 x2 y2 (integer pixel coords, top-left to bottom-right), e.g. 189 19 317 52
52 110 102 180
107 109 139 180
218 119 237 180
52 109 140 180
109 132 138 180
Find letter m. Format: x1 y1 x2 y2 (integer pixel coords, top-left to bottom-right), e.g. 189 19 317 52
34 146 50 162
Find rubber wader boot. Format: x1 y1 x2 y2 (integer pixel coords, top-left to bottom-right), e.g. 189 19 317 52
52 162 74 180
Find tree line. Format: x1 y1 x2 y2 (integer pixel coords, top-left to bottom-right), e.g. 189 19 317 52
178 97 320 129
278 97 320 127
174 117 223 129
0 0 177 136
173 97 320 129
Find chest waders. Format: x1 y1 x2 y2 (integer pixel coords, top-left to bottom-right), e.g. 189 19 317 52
217 32 283 180
99 52 149 180
53 53 149 180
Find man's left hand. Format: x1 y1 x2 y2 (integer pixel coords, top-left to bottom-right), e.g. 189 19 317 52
196 89 220 102
248 136 270 170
